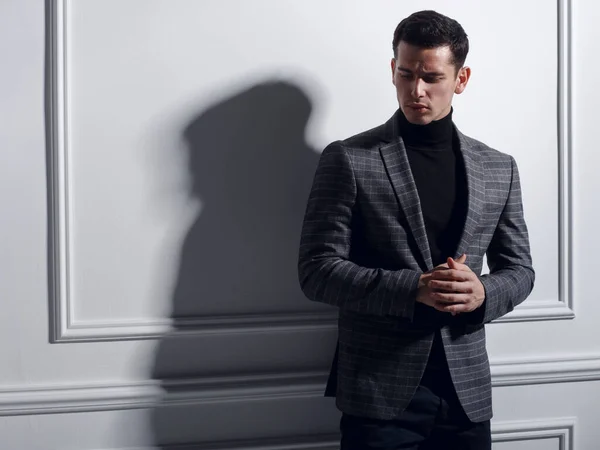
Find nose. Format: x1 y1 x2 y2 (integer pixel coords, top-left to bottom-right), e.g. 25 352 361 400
411 78 425 99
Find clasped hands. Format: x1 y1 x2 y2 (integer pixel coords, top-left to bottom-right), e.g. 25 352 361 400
416 254 485 316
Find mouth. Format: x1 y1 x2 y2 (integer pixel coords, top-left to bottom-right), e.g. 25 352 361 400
408 104 429 112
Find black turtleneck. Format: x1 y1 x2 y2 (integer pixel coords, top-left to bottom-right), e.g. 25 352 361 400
398 108 468 268
399 108 469 392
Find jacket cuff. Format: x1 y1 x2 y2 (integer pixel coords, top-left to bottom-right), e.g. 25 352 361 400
387 270 421 321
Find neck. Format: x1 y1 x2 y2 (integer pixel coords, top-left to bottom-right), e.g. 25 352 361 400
397 107 454 150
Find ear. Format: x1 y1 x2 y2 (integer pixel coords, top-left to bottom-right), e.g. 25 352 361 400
391 58 397 85
454 66 471 95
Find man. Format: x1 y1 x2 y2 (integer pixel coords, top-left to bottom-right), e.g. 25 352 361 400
298 10 535 450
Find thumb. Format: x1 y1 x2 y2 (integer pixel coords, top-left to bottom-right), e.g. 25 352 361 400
448 254 467 269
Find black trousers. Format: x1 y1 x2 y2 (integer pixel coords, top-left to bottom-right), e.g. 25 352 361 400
340 333 491 450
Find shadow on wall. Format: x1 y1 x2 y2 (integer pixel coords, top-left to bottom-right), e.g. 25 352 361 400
149 81 339 447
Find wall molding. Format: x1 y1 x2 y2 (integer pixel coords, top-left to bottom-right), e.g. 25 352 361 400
54 311 340 343
0 371 325 417
160 435 340 450
87 419 575 450
47 0 574 342
91 435 341 450
492 418 575 449
2 353 599 417
0 380 159 416
492 355 600 386
495 300 574 323
46 0 340 343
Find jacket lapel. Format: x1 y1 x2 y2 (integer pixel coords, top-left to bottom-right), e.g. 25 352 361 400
378 111 484 271
453 128 485 260
380 113 433 271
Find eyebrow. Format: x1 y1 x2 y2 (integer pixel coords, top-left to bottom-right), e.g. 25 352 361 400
397 67 445 77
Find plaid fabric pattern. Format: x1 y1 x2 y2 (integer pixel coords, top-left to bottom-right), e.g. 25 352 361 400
298 110 535 422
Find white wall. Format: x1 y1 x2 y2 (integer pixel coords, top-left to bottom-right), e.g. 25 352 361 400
1 0 600 448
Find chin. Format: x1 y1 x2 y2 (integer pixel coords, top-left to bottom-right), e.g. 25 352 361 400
404 110 432 125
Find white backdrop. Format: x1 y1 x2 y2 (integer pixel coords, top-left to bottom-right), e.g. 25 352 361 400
1 0 599 448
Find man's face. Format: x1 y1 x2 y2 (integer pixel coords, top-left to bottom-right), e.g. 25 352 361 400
391 41 470 125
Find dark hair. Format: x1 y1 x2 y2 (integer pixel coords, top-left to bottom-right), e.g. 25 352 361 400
392 10 469 71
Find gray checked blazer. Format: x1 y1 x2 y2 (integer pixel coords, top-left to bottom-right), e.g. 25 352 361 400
298 109 535 422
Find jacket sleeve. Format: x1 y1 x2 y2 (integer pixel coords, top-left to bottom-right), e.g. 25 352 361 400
298 142 422 320
466 155 535 324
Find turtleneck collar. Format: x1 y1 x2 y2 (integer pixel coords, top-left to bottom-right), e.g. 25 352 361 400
397 107 455 151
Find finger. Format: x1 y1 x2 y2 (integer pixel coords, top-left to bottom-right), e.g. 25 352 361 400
432 292 470 304
438 302 472 314
427 264 448 274
433 301 463 314
447 258 465 271
448 254 467 266
447 257 472 273
429 280 472 293
430 269 470 282
421 272 437 284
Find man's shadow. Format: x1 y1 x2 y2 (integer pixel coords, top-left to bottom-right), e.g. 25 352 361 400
149 81 339 447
